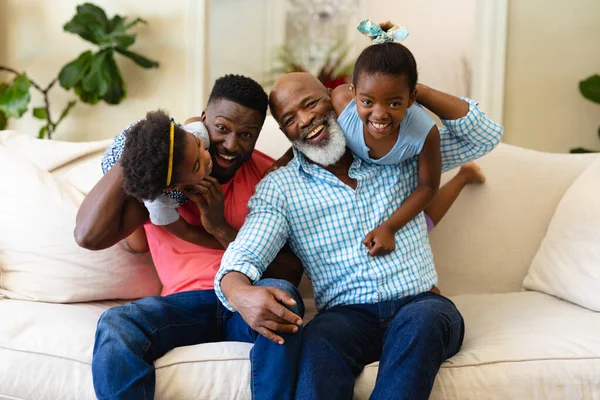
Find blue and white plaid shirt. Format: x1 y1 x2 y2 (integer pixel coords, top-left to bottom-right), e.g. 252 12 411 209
215 98 503 312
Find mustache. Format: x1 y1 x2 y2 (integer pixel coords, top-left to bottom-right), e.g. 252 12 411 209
299 112 335 140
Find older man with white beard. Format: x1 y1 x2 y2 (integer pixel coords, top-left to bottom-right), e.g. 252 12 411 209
214 72 504 399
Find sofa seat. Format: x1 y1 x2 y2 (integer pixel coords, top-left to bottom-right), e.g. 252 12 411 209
2 291 599 400
357 291 600 400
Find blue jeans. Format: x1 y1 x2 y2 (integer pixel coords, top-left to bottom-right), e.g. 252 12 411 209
92 278 304 400
296 292 464 400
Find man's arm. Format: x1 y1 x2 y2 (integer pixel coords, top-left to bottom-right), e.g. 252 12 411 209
416 84 504 172
214 177 302 344
74 161 149 250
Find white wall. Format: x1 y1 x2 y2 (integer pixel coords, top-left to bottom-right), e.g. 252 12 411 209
503 0 600 153
361 0 477 98
0 0 204 141
208 0 477 97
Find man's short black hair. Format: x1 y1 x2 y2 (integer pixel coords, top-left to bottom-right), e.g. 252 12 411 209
352 23 418 92
121 110 186 200
207 74 268 119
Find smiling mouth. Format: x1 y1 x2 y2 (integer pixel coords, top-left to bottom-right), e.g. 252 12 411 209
214 152 238 168
303 123 328 144
369 121 391 131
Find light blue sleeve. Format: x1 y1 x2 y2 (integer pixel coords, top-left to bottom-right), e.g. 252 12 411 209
397 102 436 156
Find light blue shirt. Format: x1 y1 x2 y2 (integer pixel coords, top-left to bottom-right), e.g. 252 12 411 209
338 100 435 165
215 98 503 312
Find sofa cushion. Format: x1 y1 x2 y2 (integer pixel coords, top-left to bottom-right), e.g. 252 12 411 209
0 146 161 302
2 292 599 399
355 291 600 399
429 144 598 296
524 159 600 311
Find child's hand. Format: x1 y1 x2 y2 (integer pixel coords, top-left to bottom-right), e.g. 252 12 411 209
363 225 396 256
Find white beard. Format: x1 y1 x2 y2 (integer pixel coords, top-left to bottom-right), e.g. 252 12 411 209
292 114 347 167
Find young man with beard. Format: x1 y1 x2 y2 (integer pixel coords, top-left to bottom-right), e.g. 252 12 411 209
215 72 504 399
75 75 304 400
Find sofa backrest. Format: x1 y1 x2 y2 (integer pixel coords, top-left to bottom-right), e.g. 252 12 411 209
4 118 597 300
429 144 597 295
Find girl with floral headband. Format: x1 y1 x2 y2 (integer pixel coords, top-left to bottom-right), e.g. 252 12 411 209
331 19 442 256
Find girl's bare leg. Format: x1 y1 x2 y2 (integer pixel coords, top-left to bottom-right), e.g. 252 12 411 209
425 162 486 227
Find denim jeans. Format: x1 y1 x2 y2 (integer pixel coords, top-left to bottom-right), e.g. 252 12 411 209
92 278 304 400
296 292 465 400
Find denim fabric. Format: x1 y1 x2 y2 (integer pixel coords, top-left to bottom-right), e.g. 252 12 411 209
296 292 465 400
92 278 304 400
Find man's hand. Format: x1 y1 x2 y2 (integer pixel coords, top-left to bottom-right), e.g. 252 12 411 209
183 177 227 234
230 283 303 345
363 224 396 257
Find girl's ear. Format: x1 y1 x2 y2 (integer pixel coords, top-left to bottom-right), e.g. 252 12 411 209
350 84 357 99
407 88 418 108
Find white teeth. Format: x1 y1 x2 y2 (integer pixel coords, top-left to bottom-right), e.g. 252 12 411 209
218 153 235 161
372 122 390 130
306 124 324 139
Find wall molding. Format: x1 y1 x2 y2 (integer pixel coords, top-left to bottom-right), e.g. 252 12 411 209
187 0 209 116
472 0 508 124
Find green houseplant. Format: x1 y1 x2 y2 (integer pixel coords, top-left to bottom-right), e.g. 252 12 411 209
570 74 600 153
0 3 158 139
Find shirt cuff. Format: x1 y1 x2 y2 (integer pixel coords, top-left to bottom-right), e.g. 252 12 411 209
214 262 262 312
439 97 482 135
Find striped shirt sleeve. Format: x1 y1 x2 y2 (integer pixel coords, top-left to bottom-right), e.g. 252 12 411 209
439 98 504 172
214 176 291 311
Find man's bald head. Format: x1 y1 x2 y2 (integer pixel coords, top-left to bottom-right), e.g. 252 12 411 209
269 72 329 123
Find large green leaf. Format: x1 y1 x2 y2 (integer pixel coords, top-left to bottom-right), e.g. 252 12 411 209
110 32 136 49
81 50 114 98
579 74 600 104
0 74 31 118
76 3 109 32
108 15 126 33
115 48 159 68
102 56 126 104
33 107 47 120
59 51 93 89
74 84 100 104
0 110 7 130
63 3 110 45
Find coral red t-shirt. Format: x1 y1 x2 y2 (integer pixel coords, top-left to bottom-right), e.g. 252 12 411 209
144 151 274 295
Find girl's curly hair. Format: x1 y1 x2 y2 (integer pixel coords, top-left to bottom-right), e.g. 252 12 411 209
120 110 187 200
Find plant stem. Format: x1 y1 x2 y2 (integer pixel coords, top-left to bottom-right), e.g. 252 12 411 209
0 66 59 138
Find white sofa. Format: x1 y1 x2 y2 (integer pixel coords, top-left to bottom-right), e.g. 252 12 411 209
1 117 599 400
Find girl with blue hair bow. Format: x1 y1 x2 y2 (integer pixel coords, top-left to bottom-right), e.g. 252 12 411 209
331 19 442 256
